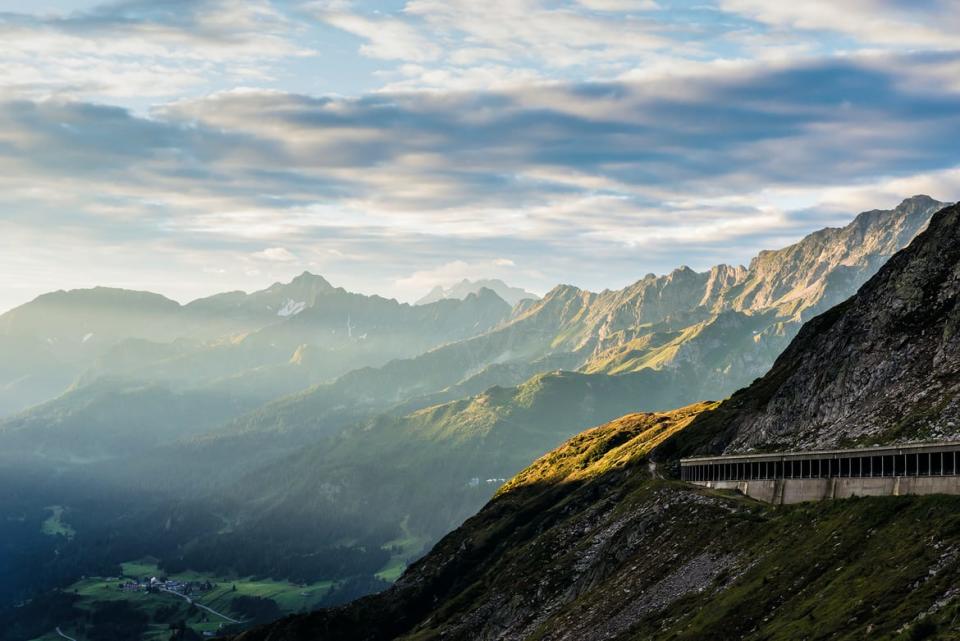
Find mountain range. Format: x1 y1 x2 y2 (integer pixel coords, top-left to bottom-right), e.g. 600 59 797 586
416 279 539 307
0 196 951 627
233 204 960 641
0 277 511 456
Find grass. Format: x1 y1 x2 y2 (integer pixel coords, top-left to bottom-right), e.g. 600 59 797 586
40 505 75 539
121 558 336 613
31 557 338 641
376 516 427 582
621 493 960 640
201 578 334 614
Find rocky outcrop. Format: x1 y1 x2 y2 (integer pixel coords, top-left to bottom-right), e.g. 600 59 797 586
667 201 960 454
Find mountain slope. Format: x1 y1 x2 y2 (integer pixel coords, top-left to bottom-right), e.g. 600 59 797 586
661 199 960 456
0 378 254 462
236 202 960 641
237 415 960 641
0 287 184 415
151 369 694 578
216 197 942 450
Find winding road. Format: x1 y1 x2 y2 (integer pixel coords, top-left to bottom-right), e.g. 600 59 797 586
160 588 245 624
55 627 77 641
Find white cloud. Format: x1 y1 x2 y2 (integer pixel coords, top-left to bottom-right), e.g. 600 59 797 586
318 11 441 62
312 0 673 92
0 0 311 100
253 247 299 262
576 0 659 10
720 0 960 49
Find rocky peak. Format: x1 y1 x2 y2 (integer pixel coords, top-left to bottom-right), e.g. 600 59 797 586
288 270 334 290
700 264 747 308
726 196 944 315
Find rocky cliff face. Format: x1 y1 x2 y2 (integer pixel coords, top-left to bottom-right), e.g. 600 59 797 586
723 195 938 317
516 196 943 377
666 200 960 454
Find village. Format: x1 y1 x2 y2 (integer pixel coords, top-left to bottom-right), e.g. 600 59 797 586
117 575 218 596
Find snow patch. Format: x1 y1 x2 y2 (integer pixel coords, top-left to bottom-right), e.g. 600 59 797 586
277 299 306 317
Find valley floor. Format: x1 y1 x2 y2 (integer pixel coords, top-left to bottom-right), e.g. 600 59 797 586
25 558 336 641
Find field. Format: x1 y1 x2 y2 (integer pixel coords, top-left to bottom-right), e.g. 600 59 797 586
376 516 426 582
40 505 75 539
30 558 336 641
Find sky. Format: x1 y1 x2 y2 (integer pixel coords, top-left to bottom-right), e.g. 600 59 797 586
2 0 960 312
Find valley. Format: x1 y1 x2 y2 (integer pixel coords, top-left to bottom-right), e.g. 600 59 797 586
21 558 335 641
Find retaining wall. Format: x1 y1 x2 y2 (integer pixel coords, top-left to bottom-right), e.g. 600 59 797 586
696 476 960 504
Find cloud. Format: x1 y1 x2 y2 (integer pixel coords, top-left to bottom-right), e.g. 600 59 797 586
317 10 441 62
0 0 310 99
4 53 960 238
720 0 960 49
312 0 673 86
2 50 960 309
253 247 299 261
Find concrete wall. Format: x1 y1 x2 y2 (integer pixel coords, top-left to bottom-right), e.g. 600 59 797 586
695 476 960 504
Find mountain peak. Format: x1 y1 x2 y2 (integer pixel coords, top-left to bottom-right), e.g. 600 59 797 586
416 278 538 307
288 271 333 289
897 194 939 210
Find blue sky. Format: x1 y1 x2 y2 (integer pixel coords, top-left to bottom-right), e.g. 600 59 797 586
2 0 960 311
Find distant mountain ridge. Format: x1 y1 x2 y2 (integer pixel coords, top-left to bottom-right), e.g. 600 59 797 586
208 196 945 449
0 273 511 417
416 278 539 307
